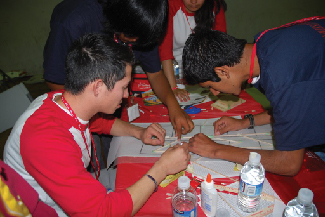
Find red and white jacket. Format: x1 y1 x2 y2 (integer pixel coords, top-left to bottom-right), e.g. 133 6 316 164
159 0 227 72
4 90 133 217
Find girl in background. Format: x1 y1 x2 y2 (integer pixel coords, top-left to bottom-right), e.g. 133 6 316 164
159 0 227 101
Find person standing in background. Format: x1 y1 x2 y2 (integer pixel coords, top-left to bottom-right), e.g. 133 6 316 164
159 0 227 101
43 0 194 170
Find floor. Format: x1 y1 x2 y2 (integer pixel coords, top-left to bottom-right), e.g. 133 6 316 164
0 79 270 161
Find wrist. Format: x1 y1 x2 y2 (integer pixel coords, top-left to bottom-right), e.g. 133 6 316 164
144 174 158 192
133 126 145 140
148 162 167 183
172 86 178 90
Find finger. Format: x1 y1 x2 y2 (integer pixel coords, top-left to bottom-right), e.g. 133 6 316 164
181 94 188 102
181 120 190 135
185 91 190 100
174 120 186 139
151 123 166 139
181 142 189 149
214 120 224 135
217 123 228 135
177 94 183 102
187 118 195 132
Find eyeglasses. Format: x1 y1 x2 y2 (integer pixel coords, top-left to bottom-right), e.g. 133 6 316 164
114 34 132 49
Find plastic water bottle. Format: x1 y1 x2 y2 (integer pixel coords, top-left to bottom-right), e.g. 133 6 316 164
237 152 265 213
173 60 180 78
172 176 197 217
201 173 218 216
283 188 319 217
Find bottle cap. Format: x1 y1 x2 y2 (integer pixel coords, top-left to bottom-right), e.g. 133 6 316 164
249 152 261 165
297 188 313 205
205 173 214 189
178 176 190 190
215 208 230 217
206 173 212 183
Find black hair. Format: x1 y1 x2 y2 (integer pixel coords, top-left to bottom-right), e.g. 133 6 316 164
65 33 134 95
182 30 247 85
103 0 168 48
194 0 227 32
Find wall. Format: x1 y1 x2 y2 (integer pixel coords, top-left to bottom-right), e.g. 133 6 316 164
0 0 324 75
0 0 62 75
226 0 325 42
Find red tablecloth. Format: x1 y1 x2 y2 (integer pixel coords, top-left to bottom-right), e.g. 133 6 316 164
117 89 325 215
115 151 325 216
115 157 206 217
121 90 265 123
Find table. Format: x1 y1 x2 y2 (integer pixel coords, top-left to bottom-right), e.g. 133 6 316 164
114 151 325 217
109 89 325 216
121 89 265 123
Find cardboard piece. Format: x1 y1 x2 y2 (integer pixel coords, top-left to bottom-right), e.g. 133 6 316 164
0 83 32 133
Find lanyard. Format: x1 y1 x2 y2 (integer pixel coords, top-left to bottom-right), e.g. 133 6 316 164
248 16 325 84
61 94 100 180
182 5 194 33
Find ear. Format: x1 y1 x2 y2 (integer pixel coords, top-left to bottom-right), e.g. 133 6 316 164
213 66 230 79
92 79 105 97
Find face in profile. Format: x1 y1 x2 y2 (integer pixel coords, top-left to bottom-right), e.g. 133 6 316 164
102 65 132 114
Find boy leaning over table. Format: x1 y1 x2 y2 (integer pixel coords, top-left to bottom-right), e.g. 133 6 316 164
4 33 191 217
182 18 325 176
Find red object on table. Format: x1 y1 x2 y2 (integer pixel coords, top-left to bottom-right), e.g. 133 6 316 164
266 151 325 214
115 157 206 217
121 90 265 123
117 89 325 215
115 152 325 216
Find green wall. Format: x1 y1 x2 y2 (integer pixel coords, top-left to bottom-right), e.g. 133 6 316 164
226 0 325 42
0 0 62 75
0 0 324 75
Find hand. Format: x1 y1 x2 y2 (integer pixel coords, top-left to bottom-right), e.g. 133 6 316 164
156 142 191 176
140 123 166 146
188 133 218 159
214 116 247 135
173 88 190 102
169 107 194 139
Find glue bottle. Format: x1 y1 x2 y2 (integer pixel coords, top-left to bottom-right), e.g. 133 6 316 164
201 173 218 216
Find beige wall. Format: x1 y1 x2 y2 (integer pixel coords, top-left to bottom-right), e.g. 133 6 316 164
0 0 324 75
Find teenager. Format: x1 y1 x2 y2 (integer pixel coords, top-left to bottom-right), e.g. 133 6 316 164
5 33 191 216
43 0 194 139
159 0 227 101
182 18 325 176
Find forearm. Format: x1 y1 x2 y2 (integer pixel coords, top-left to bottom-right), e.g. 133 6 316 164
254 110 274 126
162 59 177 89
214 145 304 176
242 111 274 128
127 162 166 216
109 119 143 139
147 70 180 110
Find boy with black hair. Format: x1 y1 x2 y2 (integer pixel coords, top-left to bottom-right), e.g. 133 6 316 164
182 18 325 176
43 0 194 140
5 33 191 216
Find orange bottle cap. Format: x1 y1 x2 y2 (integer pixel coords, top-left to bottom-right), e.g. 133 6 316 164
206 173 212 183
